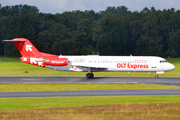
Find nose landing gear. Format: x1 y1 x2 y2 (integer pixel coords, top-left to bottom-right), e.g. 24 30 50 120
86 73 94 79
155 75 159 79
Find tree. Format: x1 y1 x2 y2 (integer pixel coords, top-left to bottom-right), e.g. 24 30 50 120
85 10 99 21
81 45 94 55
167 30 180 57
94 16 128 55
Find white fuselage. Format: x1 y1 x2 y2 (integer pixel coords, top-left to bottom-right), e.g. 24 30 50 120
7 38 175 78
48 56 175 73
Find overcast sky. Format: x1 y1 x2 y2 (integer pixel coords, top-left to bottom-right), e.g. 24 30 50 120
0 0 180 14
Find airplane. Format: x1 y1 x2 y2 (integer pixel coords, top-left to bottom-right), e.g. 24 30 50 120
3 38 175 79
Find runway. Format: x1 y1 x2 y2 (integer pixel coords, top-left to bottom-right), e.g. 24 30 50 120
0 76 180 85
0 77 180 98
1 89 180 98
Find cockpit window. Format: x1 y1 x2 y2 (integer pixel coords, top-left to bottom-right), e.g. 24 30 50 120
160 60 168 63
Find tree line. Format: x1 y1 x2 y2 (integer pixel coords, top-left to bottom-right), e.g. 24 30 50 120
0 4 180 57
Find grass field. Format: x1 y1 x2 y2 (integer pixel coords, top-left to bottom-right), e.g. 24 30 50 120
1 103 179 120
0 96 180 119
0 95 180 111
0 83 180 92
0 57 180 119
0 57 180 77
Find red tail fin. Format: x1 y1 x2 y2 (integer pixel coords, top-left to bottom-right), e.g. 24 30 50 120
8 38 42 57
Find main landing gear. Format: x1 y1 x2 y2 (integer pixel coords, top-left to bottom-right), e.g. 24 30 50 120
86 73 94 79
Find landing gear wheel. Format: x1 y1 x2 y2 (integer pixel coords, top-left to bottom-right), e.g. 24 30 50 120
86 74 90 79
86 73 94 79
155 75 159 79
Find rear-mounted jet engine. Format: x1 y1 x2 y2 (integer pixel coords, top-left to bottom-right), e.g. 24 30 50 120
44 58 67 66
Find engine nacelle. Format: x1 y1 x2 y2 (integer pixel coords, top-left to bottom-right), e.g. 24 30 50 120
44 58 67 66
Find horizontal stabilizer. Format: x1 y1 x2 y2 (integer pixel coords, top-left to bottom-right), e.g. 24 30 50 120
2 40 10 41
3 38 42 57
3 39 26 42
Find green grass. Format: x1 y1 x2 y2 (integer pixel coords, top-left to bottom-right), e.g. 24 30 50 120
0 83 180 92
0 95 180 111
1 103 180 119
0 57 179 77
166 58 180 63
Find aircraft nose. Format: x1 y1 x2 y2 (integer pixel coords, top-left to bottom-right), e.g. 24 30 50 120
170 64 175 71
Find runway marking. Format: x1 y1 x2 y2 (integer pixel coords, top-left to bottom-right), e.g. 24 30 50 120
73 82 139 84
22 79 43 81
22 82 138 84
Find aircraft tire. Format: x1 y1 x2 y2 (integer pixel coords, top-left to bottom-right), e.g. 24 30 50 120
86 74 90 79
155 75 159 79
86 73 94 79
90 73 94 78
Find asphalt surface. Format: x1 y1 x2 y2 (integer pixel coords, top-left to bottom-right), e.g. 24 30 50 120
0 77 180 98
0 76 180 85
1 89 180 98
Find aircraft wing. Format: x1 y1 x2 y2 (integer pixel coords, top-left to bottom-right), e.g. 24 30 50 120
72 64 108 72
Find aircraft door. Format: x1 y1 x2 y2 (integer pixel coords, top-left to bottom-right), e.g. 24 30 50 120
151 60 157 69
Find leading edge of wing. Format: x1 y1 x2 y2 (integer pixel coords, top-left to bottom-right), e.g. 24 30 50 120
73 64 108 69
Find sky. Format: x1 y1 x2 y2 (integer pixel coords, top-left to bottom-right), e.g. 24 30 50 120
0 0 180 14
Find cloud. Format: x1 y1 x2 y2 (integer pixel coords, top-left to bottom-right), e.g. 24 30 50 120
0 0 180 14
